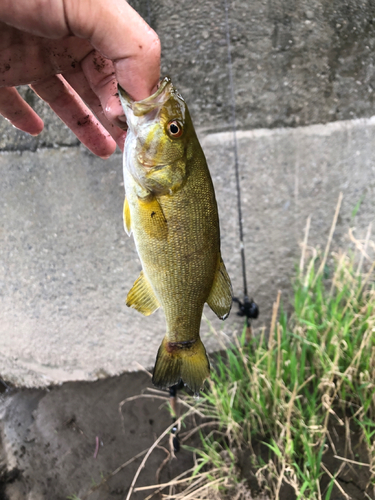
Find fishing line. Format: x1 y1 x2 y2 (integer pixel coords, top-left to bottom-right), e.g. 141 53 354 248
223 0 259 326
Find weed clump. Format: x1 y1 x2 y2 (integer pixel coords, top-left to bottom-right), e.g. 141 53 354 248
171 224 375 500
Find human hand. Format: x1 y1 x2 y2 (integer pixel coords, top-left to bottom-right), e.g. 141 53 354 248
0 0 161 158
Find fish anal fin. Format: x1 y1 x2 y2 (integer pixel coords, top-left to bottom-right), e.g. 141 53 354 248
123 196 131 236
207 256 232 320
126 271 160 316
152 337 210 394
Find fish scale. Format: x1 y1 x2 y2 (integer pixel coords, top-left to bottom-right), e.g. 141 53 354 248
119 77 232 394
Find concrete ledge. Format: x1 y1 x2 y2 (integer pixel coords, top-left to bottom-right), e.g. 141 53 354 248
2 0 375 151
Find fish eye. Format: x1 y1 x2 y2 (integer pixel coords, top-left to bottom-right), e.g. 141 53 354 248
167 120 183 138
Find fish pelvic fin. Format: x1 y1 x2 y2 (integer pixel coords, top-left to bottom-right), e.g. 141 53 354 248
126 271 160 316
207 255 233 320
152 337 210 394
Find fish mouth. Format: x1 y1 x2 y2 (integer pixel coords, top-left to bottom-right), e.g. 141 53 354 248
118 76 176 117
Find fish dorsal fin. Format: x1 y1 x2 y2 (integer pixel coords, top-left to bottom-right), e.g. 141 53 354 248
126 271 160 316
206 256 232 320
123 196 132 236
137 196 168 240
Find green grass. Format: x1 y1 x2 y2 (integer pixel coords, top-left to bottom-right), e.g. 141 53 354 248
168 227 375 500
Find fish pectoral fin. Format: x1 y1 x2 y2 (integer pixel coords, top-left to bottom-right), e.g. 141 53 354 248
206 256 233 320
137 196 168 240
123 196 131 236
126 271 160 316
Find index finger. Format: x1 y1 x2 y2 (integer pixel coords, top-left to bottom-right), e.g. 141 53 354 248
63 0 161 101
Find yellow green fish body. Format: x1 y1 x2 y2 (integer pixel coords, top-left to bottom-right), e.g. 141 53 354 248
119 77 232 393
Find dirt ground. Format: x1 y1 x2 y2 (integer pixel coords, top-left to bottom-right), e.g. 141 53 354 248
1 372 374 500
0 372 198 500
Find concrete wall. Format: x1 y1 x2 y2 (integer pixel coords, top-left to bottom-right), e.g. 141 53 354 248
1 0 375 386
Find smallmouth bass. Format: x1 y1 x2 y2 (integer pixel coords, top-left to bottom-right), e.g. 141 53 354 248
119 77 232 394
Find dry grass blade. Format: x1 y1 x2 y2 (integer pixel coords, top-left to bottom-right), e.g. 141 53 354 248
347 224 373 274
120 394 169 405
267 290 281 374
135 470 201 492
142 466 198 500
133 362 153 377
155 444 172 484
233 333 252 381
168 476 226 500
203 314 230 351
81 448 149 499
118 390 169 435
313 191 343 286
180 421 220 443
321 463 350 500
300 215 311 273
125 408 195 500
274 460 286 500
144 469 224 500
333 455 370 467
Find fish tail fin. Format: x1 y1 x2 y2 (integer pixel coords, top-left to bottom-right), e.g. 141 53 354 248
152 337 210 394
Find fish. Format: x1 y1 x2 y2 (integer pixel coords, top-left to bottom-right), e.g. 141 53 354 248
119 77 232 394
